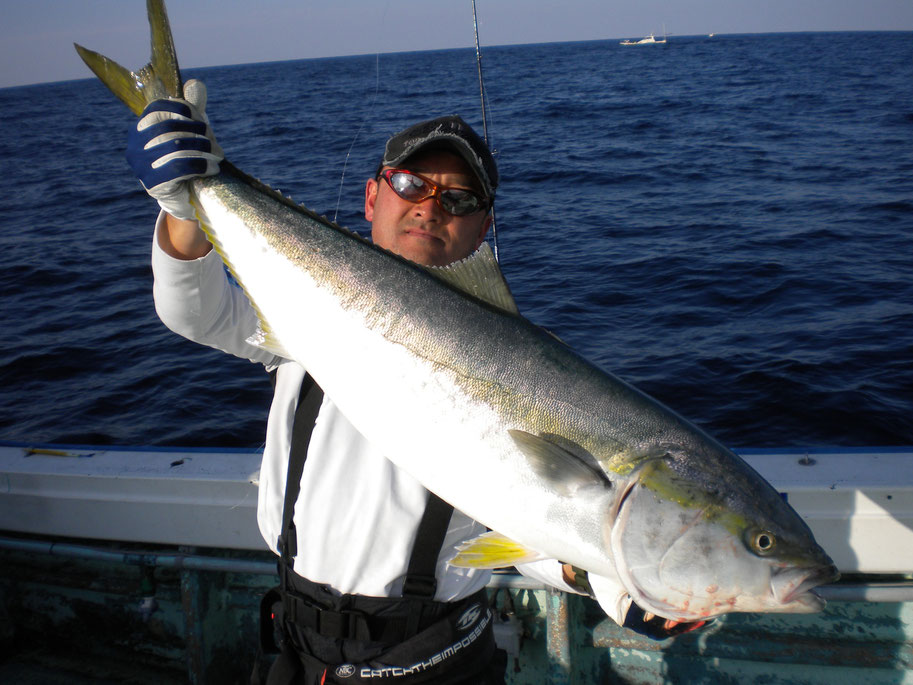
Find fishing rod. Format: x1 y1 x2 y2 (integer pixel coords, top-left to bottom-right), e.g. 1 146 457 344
333 52 380 225
471 0 499 261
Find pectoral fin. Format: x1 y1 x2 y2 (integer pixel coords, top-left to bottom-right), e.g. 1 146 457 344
449 531 547 568
509 429 610 496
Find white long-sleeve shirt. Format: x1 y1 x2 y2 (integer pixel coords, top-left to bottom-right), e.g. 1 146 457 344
150 213 585 604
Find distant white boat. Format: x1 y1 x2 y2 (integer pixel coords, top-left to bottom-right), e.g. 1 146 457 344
620 26 667 45
620 32 666 45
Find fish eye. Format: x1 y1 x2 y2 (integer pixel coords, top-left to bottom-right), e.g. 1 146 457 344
747 529 777 555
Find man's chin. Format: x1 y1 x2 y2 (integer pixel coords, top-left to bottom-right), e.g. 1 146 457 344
398 241 449 267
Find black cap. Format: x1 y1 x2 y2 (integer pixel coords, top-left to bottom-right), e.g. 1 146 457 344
381 115 498 201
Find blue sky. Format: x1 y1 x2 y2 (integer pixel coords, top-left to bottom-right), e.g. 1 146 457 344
3 0 912 89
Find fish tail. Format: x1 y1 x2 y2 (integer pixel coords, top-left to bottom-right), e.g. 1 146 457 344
74 0 183 115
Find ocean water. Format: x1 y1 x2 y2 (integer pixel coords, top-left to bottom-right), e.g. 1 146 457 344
0 32 911 449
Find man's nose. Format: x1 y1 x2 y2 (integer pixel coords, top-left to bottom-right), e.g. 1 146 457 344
413 194 443 218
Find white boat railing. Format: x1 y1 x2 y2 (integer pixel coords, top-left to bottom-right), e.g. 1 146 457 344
1 443 912 575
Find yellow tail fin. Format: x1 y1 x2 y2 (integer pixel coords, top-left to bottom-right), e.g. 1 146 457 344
74 0 183 115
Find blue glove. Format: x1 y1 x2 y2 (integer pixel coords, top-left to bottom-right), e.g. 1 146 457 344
126 79 223 221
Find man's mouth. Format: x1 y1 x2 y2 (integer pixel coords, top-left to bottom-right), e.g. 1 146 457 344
405 227 443 243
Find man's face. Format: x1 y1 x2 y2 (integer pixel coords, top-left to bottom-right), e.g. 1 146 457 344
365 149 492 267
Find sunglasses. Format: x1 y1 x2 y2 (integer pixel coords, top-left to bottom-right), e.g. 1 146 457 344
379 169 488 217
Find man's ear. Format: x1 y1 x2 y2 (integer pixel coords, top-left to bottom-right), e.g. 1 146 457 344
365 178 379 221
474 213 493 249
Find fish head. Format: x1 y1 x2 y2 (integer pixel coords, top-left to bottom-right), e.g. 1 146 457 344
608 445 839 622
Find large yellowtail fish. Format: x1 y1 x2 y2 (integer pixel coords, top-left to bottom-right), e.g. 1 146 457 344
76 0 838 622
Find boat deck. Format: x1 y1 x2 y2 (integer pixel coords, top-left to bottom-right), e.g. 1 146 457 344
1 442 911 683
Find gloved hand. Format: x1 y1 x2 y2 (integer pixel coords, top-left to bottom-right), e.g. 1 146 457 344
126 79 223 221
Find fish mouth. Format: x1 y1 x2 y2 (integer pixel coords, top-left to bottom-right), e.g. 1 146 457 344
777 564 840 607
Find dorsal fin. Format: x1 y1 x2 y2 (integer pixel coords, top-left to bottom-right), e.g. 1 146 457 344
426 242 519 314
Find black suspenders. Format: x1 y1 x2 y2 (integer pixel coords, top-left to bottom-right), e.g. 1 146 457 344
275 370 454 601
276 372 325 575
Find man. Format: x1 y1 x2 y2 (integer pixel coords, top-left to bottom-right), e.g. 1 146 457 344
127 80 702 684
